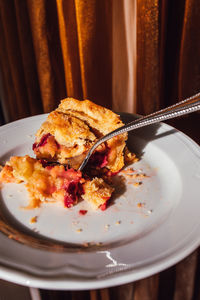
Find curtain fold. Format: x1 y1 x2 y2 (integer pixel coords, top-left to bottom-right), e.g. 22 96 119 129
1 0 200 121
137 0 160 115
178 0 200 99
112 0 137 114
72 0 112 107
27 0 61 112
14 0 42 115
56 0 83 99
0 0 30 119
56 0 113 107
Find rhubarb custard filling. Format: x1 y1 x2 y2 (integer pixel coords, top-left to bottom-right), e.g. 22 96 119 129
0 155 114 210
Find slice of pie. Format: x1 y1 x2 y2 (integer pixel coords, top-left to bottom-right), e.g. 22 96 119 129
0 98 137 211
33 98 127 173
0 155 114 210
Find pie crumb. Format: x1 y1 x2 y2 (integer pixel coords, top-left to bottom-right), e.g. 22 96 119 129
30 216 38 224
115 220 121 225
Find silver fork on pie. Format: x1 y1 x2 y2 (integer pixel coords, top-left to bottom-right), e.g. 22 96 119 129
78 92 200 171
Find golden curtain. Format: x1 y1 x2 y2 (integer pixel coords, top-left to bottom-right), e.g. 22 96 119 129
0 0 200 122
137 0 200 114
0 0 112 122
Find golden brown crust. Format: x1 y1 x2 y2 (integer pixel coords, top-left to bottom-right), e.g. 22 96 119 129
82 177 114 209
57 98 124 136
35 111 96 147
34 98 127 172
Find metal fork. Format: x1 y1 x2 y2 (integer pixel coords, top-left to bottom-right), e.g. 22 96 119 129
78 92 200 171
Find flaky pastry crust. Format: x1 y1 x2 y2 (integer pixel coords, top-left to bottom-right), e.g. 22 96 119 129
34 98 127 172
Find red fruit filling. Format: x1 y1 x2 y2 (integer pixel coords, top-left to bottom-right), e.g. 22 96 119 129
64 182 84 208
99 198 110 211
47 166 84 208
79 210 88 215
88 146 110 168
33 133 51 150
99 202 108 211
33 135 111 172
39 159 51 168
33 133 60 151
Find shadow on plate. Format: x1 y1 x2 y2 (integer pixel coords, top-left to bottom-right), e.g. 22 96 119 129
120 112 177 158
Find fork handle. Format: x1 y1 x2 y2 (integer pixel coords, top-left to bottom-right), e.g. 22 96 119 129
79 92 200 171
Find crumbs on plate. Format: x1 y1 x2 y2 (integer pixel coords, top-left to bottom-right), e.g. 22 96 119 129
115 220 121 225
120 167 149 187
137 202 146 208
29 216 38 224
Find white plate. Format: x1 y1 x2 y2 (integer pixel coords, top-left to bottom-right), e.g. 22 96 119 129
0 113 199 290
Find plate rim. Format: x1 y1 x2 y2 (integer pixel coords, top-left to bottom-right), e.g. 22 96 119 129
0 113 199 290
